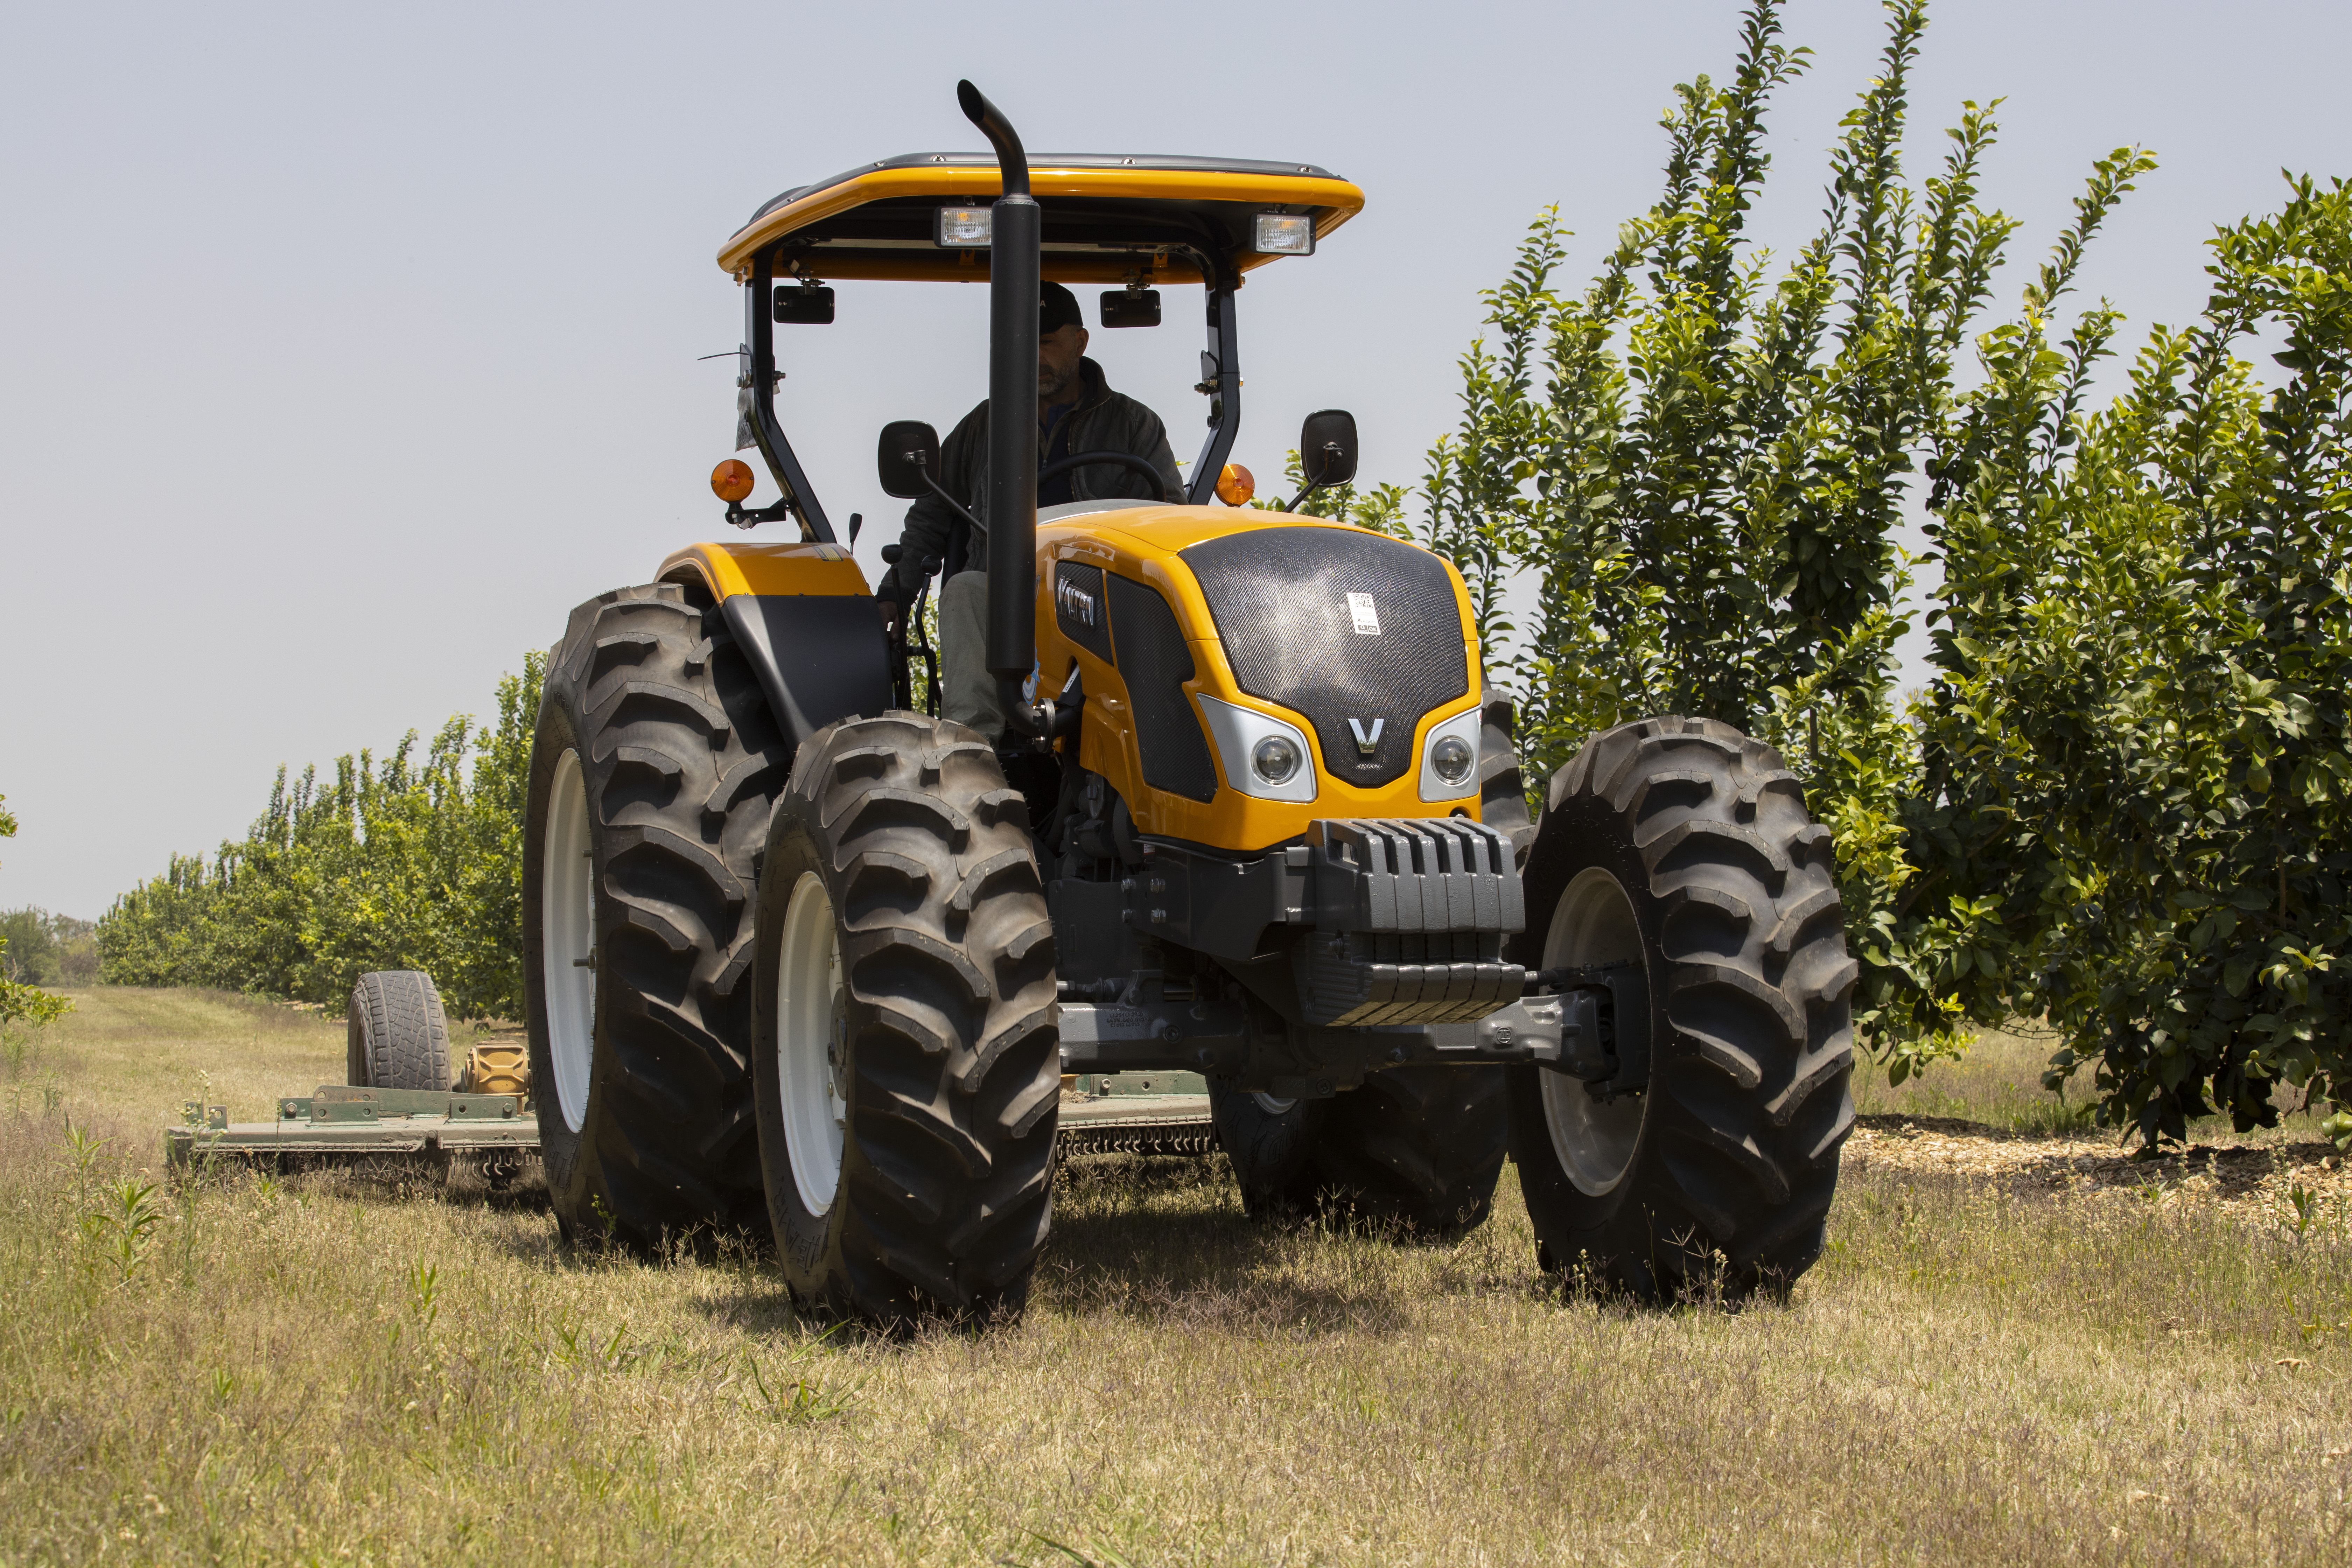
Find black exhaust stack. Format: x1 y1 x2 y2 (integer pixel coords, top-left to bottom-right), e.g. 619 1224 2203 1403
958 80 1040 684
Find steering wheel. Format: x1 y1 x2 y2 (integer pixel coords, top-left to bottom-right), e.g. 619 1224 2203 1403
1038 449 1176 504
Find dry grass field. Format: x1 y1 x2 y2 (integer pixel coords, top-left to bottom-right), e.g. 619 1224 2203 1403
1 989 2347 1565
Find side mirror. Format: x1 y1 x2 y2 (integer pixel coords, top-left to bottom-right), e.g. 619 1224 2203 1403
1298 408 1359 489
1099 288 1161 328
774 284 836 325
877 420 942 499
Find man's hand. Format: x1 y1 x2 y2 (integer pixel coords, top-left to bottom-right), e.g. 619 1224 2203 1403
876 597 901 635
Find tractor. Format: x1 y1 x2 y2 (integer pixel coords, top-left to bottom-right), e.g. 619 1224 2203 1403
520 83 1856 1321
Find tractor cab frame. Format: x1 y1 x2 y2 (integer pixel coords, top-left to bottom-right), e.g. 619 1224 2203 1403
714 138 1365 541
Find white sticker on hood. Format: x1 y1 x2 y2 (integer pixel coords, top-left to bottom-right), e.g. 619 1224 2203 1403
1346 592 1380 635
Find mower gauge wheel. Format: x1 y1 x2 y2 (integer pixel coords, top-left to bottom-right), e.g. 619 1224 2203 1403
346 970 455 1093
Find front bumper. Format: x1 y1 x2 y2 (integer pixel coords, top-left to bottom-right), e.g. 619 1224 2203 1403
1052 815 1555 1093
1118 816 1527 1027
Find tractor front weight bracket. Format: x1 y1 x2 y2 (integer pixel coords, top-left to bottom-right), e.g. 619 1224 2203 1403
1050 814 1590 1094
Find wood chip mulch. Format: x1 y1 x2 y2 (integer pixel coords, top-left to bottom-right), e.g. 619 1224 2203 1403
1846 1113 2352 1220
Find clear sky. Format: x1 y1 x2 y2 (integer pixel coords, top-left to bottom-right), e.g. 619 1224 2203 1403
5 0 2349 919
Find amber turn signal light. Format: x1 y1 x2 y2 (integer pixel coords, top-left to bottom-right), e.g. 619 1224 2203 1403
710 459 756 504
1215 463 1255 506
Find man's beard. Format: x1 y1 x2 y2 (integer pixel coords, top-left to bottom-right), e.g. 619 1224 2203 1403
1039 361 1079 404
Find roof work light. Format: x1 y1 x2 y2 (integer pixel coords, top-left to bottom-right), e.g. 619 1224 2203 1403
1251 212 1315 254
937 206 993 247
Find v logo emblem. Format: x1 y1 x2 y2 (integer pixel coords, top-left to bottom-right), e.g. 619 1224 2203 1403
1347 717 1385 755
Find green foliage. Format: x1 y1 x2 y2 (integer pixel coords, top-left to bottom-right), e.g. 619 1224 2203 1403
83 1177 162 1285
1918 175 2352 1145
1378 0 2042 1064
0 796 73 1033
96 656 544 1018
1358 0 2352 1145
0 909 99 987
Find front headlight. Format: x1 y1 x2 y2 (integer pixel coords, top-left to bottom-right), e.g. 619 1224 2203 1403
1251 734 1302 786
1418 708 1483 802
1196 694 1318 804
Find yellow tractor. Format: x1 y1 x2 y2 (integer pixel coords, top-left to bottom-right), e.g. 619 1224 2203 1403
522 83 1855 1320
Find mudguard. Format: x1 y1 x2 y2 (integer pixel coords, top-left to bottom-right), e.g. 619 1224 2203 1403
658 541 893 749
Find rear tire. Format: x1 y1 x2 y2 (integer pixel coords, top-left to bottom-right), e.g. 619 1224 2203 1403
346 971 453 1091
1506 716 1855 1301
1298 1067 1508 1236
752 712 1060 1325
1479 695 1537 870
1208 1078 1324 1218
523 583 784 1251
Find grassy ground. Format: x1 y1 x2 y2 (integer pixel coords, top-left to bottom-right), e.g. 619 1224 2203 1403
1 989 2347 1565
1851 1023 2345 1142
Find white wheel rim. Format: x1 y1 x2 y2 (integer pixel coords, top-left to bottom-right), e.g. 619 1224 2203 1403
1538 866 1650 1196
541 749 596 1134
777 871 847 1216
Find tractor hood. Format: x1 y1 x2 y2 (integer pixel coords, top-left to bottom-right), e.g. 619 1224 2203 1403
1177 525 1469 787
1035 506 1486 848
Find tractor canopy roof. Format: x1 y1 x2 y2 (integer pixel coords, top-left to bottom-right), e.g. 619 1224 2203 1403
716 152 1363 283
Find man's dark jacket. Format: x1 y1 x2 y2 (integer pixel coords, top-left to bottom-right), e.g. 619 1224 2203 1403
881 358 1183 596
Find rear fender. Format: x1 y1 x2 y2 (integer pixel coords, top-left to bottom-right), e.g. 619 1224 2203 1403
658 542 892 749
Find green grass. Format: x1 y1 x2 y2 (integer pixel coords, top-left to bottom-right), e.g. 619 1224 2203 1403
1854 1024 2335 1144
2 990 2348 1564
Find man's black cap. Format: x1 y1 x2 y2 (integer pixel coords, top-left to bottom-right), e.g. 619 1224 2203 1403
1040 281 1084 334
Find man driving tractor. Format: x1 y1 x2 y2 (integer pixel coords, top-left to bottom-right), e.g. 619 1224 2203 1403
877 280 1182 739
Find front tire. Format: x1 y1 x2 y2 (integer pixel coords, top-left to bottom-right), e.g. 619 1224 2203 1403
752 713 1061 1325
1506 716 1855 1300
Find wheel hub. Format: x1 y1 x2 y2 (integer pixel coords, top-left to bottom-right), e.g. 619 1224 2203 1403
777 872 848 1216
540 749 597 1135
1537 867 1650 1196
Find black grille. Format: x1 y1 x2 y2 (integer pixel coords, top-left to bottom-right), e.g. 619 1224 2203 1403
1106 573 1217 803
1180 527 1469 787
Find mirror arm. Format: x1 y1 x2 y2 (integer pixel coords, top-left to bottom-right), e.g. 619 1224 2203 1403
1284 440 1349 513
743 247 838 544
914 462 987 541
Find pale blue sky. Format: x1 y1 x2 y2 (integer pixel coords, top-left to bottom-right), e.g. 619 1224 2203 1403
5 0 2348 917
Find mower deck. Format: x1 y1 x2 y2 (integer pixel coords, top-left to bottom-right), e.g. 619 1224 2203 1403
164 1076 1213 1167
164 1085 537 1167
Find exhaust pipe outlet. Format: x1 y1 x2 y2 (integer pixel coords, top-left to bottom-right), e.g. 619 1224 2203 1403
959 80 1040 680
